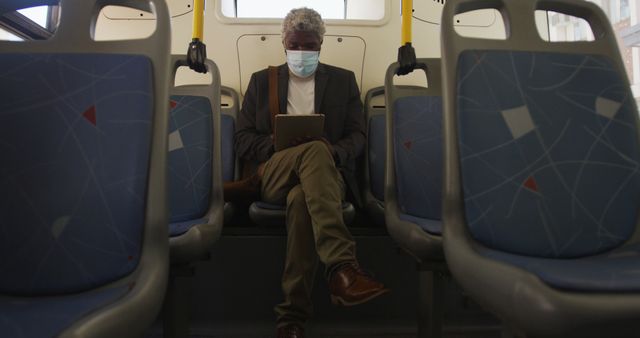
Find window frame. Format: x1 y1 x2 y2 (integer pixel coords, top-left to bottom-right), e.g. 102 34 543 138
620 0 630 21
545 0 640 102
0 5 59 40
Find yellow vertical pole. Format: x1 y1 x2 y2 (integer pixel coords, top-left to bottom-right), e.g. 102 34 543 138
401 0 412 45
192 0 205 40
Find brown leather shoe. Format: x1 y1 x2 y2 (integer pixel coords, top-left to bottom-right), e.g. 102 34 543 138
276 324 304 338
328 262 390 306
223 172 261 202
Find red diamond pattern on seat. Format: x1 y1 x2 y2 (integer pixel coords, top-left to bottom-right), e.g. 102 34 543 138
82 106 96 126
523 176 538 192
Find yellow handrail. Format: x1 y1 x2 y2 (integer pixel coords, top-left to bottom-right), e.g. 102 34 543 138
192 0 205 41
401 0 412 45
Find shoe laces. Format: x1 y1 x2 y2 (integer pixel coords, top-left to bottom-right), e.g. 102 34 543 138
328 261 376 282
353 263 376 280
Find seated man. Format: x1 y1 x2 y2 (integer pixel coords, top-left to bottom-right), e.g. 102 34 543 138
233 7 389 338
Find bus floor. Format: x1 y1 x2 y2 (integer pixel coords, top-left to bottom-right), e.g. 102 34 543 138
146 219 502 337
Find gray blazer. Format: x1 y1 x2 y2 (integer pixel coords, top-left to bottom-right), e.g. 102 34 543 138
235 63 365 205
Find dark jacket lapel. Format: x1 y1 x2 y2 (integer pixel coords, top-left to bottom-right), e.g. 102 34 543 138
314 63 328 113
277 64 288 114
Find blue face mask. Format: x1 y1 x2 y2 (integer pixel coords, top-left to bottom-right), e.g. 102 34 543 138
286 50 319 78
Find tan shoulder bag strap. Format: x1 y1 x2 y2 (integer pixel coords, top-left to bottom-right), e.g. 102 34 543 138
268 66 281 127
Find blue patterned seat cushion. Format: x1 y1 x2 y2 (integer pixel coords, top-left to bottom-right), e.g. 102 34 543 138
0 285 128 338
368 113 386 201
477 243 640 292
393 96 443 222
0 54 152 295
457 51 640 258
168 95 212 223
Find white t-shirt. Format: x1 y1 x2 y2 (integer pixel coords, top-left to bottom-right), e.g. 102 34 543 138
286 73 315 115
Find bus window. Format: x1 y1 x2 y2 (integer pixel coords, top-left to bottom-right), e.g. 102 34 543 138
542 11 594 42
0 5 58 40
221 0 385 21
0 26 22 41
18 6 49 28
236 0 343 19
543 0 639 106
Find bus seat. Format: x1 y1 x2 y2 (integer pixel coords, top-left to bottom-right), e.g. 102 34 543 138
385 60 444 257
168 56 223 263
0 0 171 337
384 59 446 337
221 86 239 183
164 56 224 337
221 86 239 224
249 201 356 227
363 86 386 226
442 0 640 336
384 58 446 337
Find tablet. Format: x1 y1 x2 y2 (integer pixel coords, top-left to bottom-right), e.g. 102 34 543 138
273 114 325 151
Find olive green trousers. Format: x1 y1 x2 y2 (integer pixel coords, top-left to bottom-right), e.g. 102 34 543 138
260 141 356 327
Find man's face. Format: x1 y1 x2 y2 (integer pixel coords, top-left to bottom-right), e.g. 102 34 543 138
284 31 322 51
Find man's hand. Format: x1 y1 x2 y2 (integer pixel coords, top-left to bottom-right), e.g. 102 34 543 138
257 162 266 178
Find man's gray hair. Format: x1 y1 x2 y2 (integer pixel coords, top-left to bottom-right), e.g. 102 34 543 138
281 7 326 41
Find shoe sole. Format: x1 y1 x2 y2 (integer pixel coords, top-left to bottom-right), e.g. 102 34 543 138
330 288 390 307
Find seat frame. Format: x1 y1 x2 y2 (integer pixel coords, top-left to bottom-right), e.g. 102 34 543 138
164 56 224 338
384 59 447 338
0 1 171 337
221 86 240 224
442 0 640 337
168 56 224 264
385 59 444 261
362 86 387 227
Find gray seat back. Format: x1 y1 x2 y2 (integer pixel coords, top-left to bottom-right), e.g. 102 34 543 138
364 86 386 203
442 0 640 258
167 56 224 261
363 86 386 226
221 86 240 182
384 59 445 258
0 0 171 336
